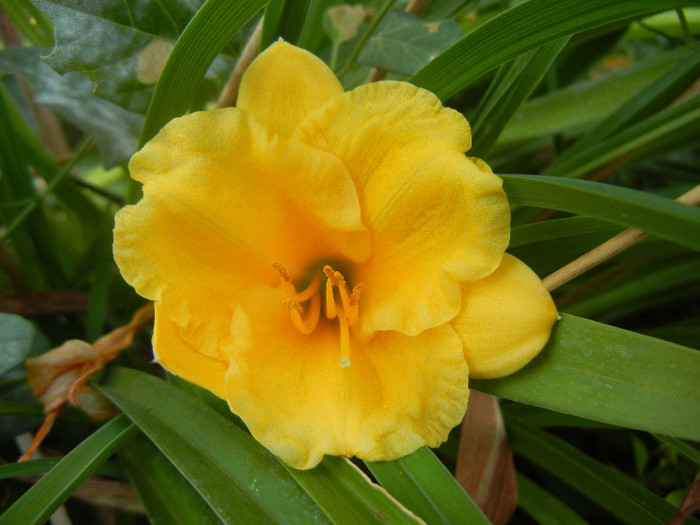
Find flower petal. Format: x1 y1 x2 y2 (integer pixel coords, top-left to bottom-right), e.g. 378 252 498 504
225 286 469 469
237 40 344 139
152 306 228 399
114 108 369 359
451 254 558 379
294 82 510 336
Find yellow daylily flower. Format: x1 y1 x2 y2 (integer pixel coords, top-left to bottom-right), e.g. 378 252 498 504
113 41 558 469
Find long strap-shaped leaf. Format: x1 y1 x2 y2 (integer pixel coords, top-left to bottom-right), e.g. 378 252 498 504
0 415 137 525
99 367 327 524
260 0 310 49
120 433 222 525
410 0 700 100
546 43 700 170
470 37 570 158
366 446 490 525
471 314 700 441
285 457 423 524
100 367 420 524
543 91 700 180
507 417 700 524
140 0 269 146
501 174 700 251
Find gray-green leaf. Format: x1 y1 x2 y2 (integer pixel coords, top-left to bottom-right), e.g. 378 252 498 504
358 10 463 76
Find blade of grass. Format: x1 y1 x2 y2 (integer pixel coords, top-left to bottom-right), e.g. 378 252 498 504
0 415 137 525
653 435 700 466
470 37 569 157
140 0 269 146
507 417 699 524
410 0 699 100
543 88 700 179
549 42 700 166
0 458 59 480
260 0 310 49
516 473 588 525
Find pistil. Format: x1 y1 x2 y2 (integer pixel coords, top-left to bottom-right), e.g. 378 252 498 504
275 263 364 368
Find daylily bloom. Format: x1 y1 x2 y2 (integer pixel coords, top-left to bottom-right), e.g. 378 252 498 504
113 41 558 469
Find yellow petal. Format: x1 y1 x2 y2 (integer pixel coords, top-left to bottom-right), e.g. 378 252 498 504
451 254 558 379
152 306 228 399
237 40 344 139
225 286 469 469
294 82 510 336
114 108 369 358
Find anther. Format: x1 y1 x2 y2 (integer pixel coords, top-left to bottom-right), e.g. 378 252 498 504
273 263 291 282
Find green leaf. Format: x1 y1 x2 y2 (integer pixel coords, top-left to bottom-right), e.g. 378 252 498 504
510 217 620 248
516 473 588 525
260 0 310 48
0 47 143 167
549 41 700 167
285 457 422 524
564 256 700 322
501 174 700 251
507 417 699 524
365 447 490 525
31 0 222 113
0 314 47 377
0 0 53 47
410 0 700 100
120 433 222 525
542 89 700 180
495 44 700 148
472 314 700 441
654 435 700 466
470 37 569 157
0 415 137 525
0 457 60 481
140 0 268 146
99 367 330 524
358 10 463 76
0 85 71 287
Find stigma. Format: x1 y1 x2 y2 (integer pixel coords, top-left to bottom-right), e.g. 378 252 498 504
275 263 364 367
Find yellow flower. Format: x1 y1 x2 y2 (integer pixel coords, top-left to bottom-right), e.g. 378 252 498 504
113 41 558 469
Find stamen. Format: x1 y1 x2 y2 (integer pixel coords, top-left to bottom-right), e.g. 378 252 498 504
324 267 337 319
347 283 365 326
284 299 314 335
279 263 363 347
335 271 353 316
295 272 322 302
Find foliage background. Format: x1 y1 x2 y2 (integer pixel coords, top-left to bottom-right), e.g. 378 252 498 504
1 0 699 523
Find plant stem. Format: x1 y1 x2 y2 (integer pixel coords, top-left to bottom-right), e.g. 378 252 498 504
543 184 700 292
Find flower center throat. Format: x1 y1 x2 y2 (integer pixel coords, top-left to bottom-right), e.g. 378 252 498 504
274 263 364 368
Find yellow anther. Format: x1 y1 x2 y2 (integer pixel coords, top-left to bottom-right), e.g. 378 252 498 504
347 283 364 326
283 298 303 313
349 283 364 306
323 265 338 286
273 262 291 283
